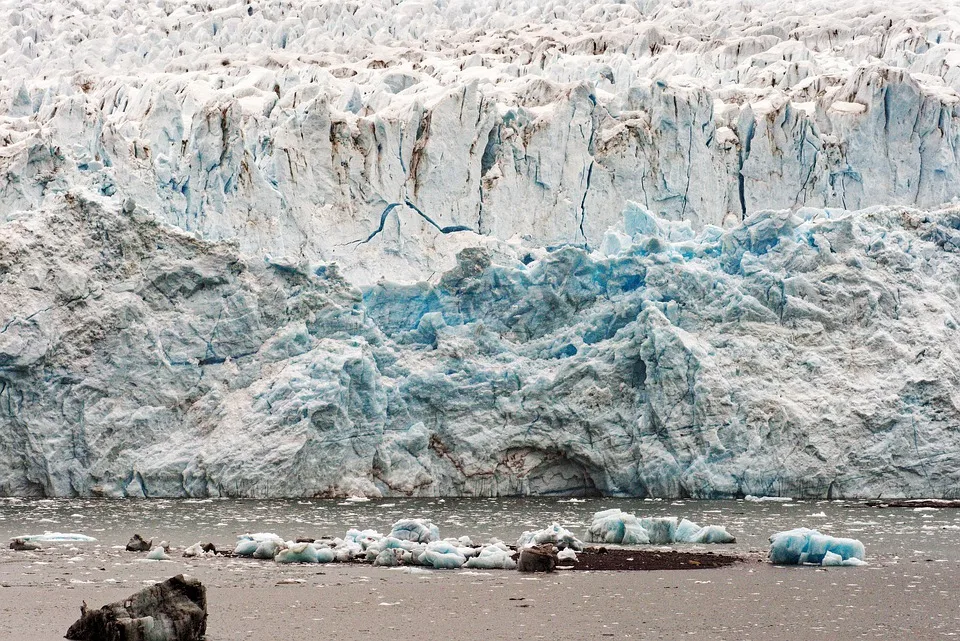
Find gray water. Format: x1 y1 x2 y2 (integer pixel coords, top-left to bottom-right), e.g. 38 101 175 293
2 497 959 561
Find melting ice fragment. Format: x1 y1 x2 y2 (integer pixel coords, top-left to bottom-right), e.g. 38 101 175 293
15 533 97 543
586 510 735 545
389 519 440 543
517 523 584 550
768 528 865 566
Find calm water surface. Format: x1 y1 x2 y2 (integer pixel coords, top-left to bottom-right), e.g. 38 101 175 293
2 497 958 561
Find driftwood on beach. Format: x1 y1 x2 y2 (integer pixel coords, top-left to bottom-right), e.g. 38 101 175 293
65 574 207 641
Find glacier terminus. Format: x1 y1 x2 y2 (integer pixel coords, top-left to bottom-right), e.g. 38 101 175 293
1 0 959 498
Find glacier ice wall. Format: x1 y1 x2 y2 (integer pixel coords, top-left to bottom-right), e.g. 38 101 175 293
3 1 960 498
2 194 959 498
1 0 960 284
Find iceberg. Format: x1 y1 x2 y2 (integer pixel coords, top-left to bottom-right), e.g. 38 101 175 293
253 540 281 560
15 533 97 543
418 541 466 570
517 523 584 550
314 546 337 564
145 548 170 561
464 545 517 570
389 519 440 544
587 511 735 545
276 542 319 564
768 528 866 565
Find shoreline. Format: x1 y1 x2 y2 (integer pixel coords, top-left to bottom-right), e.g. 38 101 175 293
3 549 957 641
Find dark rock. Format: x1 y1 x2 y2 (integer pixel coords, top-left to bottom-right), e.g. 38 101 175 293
65 574 206 641
517 544 558 573
126 534 153 552
9 538 41 551
295 537 316 543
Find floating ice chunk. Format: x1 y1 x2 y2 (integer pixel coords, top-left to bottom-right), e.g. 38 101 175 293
313 545 336 564
587 511 734 545
276 542 318 564
233 540 259 557
639 517 679 545
146 547 170 561
768 528 865 565
557 548 578 563
253 540 281 560
374 548 402 567
389 519 440 543
15 533 97 542
744 495 792 502
464 545 517 570
517 523 584 550
691 525 737 544
333 541 362 562
345 529 383 548
182 542 207 558
240 533 283 542
673 518 702 543
587 509 646 544
419 541 466 569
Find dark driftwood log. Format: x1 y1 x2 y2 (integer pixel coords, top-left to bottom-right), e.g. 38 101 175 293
518 544 558 573
65 574 207 641
125 534 153 552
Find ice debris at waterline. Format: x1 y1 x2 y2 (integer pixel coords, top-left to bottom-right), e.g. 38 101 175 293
768 528 866 566
6 196 960 498
14 533 97 543
517 523 584 550
587 510 736 545
65 574 206 641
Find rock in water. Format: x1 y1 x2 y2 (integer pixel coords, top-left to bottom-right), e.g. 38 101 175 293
9 538 41 551
65 574 206 641
126 534 153 552
518 544 558 573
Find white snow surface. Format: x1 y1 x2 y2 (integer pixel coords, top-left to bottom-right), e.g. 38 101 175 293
2 0 960 284
2 1 960 499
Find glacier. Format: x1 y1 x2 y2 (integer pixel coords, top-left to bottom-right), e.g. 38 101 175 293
2 194 960 498
2 0 960 498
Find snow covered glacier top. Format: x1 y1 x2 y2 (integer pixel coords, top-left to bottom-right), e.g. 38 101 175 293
2 0 960 284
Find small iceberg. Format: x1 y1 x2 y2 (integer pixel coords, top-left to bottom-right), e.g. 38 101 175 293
276 542 319 564
586 510 735 545
15 532 97 543
517 523 584 550
419 540 466 569
768 528 865 566
464 544 517 570
389 519 440 543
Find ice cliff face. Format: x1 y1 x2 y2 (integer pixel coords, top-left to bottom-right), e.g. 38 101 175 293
2 0 960 284
2 195 959 498
2 1 960 497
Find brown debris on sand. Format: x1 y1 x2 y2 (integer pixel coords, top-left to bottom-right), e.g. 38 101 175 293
570 547 742 571
518 544 558 572
65 574 207 641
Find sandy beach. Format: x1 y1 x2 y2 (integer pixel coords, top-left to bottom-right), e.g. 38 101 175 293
2 544 958 641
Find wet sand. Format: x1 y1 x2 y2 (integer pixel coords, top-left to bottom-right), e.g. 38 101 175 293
2 545 958 641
